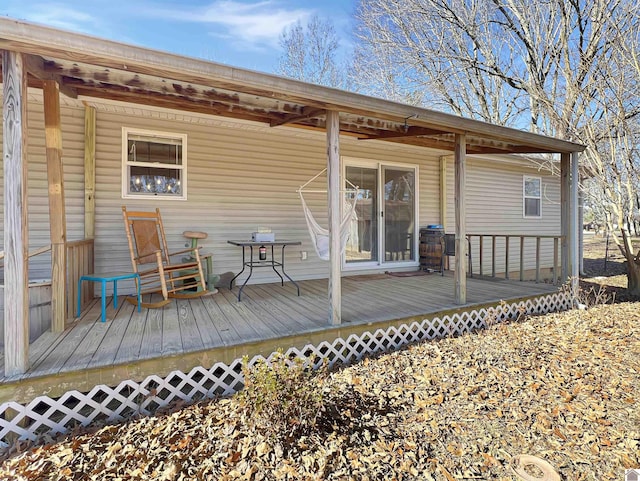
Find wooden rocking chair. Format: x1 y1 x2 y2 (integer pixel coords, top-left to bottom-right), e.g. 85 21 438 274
122 206 209 308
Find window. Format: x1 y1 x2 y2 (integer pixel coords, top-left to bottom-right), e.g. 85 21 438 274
122 128 187 200
523 176 541 217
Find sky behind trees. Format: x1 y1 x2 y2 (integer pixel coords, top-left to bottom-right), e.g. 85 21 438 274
1 0 356 72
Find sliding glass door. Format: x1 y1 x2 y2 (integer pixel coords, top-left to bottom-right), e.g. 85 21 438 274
344 161 417 266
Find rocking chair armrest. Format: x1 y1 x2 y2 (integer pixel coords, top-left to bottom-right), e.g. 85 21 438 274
133 250 162 262
167 247 201 258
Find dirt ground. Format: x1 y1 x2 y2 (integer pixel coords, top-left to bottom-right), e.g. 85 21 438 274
0 236 638 480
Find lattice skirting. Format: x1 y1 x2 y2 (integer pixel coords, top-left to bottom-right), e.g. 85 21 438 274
0 292 571 448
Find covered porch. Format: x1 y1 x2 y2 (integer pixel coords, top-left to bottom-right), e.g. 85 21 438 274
0 272 560 405
1 17 583 382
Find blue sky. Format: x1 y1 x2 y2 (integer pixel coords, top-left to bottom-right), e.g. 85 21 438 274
2 0 357 73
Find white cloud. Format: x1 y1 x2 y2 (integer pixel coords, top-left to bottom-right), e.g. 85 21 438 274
5 3 97 33
147 1 314 50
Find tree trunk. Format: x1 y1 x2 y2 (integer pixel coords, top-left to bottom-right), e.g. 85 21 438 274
628 261 640 298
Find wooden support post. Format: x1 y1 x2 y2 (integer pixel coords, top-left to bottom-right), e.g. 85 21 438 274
505 236 510 280
560 153 570 283
43 80 67 332
454 134 466 304
570 151 580 301
439 156 447 227
519 236 525 282
326 110 341 325
84 104 96 239
3 50 30 376
535 237 541 283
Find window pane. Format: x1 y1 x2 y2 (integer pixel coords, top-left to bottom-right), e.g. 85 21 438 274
129 166 182 195
525 198 540 217
128 140 182 166
524 178 540 197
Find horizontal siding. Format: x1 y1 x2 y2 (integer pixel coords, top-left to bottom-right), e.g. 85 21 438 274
94 106 441 291
0 93 86 281
445 157 561 273
1 93 562 292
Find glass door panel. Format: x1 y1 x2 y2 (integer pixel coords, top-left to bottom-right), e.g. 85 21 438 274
345 166 378 263
383 167 415 262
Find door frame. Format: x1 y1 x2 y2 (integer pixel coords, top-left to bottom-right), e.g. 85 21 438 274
342 156 420 271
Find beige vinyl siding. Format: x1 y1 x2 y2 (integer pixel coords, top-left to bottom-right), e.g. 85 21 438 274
92 103 441 292
0 92 86 281
445 156 561 274
2 93 561 293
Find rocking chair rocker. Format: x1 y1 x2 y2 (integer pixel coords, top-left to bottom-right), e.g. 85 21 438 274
122 206 209 308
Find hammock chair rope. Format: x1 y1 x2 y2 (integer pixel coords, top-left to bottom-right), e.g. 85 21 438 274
298 169 359 261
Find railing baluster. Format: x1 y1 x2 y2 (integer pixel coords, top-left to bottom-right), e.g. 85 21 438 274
536 237 541 283
479 235 484 277
520 236 525 282
553 237 559 285
505 236 510 280
492 235 496 278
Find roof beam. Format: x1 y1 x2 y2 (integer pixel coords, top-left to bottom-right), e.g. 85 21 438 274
358 125 448 139
24 54 77 98
270 107 326 127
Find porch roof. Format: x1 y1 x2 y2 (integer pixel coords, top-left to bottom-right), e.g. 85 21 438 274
0 17 584 156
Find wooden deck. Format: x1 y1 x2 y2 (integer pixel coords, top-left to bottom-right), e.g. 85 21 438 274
0 273 558 403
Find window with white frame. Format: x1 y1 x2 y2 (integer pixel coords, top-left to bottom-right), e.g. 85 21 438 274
122 128 187 200
523 176 541 217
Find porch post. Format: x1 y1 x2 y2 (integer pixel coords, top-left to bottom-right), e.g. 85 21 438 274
84 104 96 239
570 151 580 301
2 50 30 376
560 153 570 282
454 134 466 304
326 110 341 325
439 156 447 227
43 80 67 332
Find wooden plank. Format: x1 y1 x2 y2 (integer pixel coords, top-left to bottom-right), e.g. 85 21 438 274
161 303 182 356
2 50 30 376
553 237 559 285
114 300 149 363
43 80 67 333
138 295 164 360
439 156 447 227
327 110 341 325
84 105 96 239
454 133 466 304
199 294 246 346
87 301 135 368
31 298 103 375
185 297 225 349
241 286 312 331
560 153 570 282
176 300 205 353
249 284 325 329
204 290 262 342
215 288 280 340
570 151 580 295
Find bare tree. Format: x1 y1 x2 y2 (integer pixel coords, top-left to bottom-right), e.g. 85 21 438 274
354 0 640 294
277 15 349 89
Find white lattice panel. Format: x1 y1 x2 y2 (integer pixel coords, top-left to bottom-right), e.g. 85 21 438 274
0 292 570 448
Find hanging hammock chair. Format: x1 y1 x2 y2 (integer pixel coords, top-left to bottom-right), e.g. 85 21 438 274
298 169 359 261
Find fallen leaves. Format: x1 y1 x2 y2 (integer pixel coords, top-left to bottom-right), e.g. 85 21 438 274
0 303 638 480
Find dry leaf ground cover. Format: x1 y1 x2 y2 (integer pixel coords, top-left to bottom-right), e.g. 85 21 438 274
0 236 638 480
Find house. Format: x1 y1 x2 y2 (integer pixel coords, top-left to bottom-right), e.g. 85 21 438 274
0 18 583 443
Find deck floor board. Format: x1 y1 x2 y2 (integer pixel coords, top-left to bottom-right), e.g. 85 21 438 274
1 274 559 386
